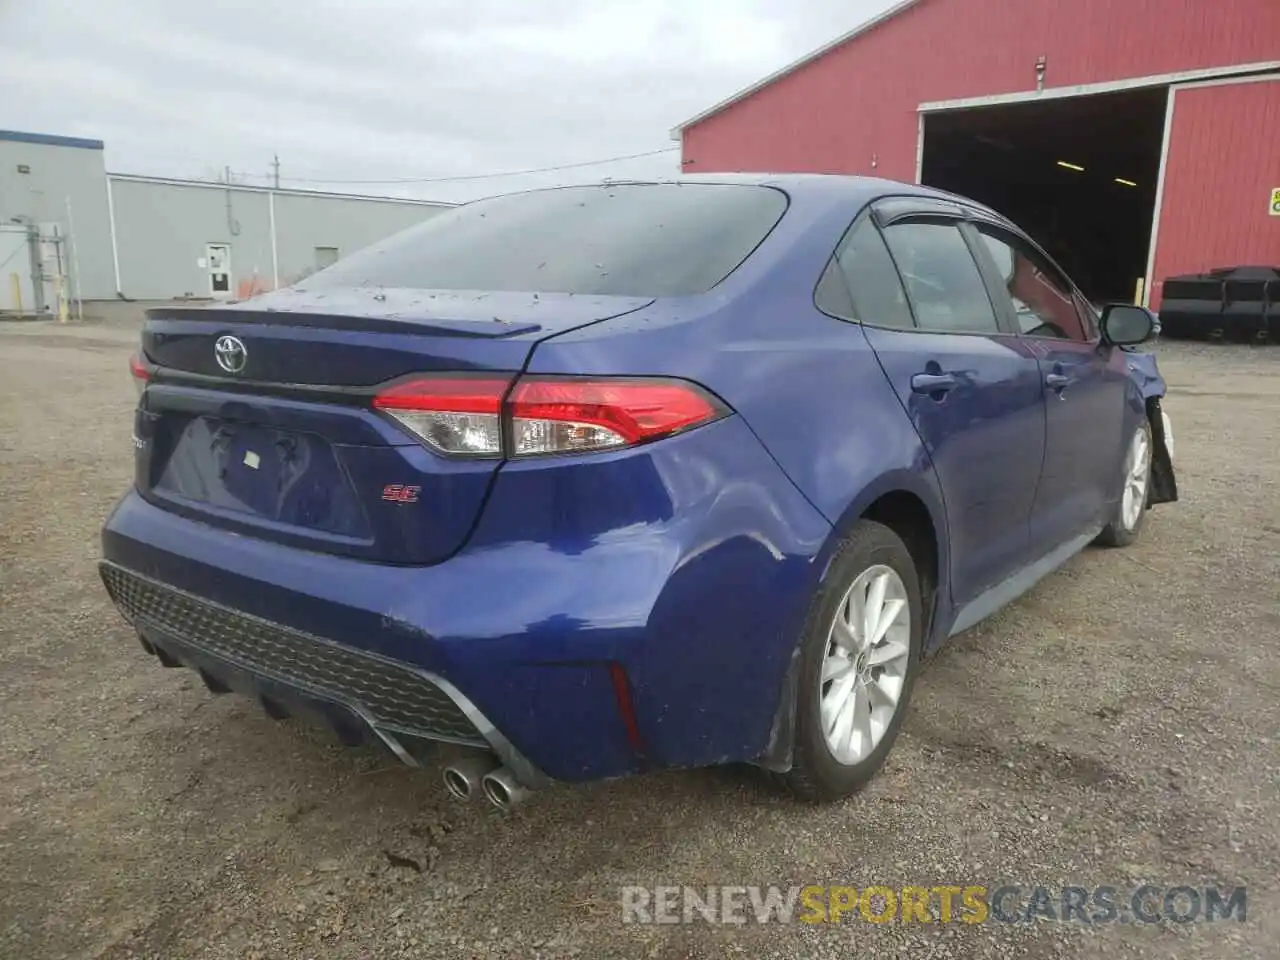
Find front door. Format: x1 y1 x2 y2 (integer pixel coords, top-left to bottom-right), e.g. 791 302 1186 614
848 213 1047 606
207 243 232 299
967 223 1128 549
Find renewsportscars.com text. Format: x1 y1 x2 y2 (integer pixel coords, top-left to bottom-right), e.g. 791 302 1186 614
621 884 1247 925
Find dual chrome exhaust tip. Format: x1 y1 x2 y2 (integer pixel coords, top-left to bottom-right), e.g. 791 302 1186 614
442 755 530 810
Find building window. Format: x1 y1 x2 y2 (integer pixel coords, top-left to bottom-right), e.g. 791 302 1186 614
314 246 340 271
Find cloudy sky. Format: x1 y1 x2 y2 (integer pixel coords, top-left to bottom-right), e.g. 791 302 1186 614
0 0 893 203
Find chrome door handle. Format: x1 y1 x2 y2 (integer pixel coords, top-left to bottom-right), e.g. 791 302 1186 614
911 372 959 394
1045 373 1071 391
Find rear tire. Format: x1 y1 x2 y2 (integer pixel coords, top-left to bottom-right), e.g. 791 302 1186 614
1096 419 1153 548
782 520 923 802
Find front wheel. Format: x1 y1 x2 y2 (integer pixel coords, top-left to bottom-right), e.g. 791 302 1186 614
1096 419 1153 548
782 520 923 802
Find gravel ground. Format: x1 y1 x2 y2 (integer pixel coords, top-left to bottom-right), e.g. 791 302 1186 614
1 318 1277 960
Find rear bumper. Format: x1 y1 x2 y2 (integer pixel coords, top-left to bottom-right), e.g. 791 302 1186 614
100 562 547 786
100 415 833 782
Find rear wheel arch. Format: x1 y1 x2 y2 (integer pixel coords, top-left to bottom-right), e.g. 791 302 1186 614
754 480 947 776
780 518 924 800
859 491 940 639
823 476 948 643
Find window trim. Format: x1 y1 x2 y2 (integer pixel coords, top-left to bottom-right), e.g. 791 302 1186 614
963 220 1100 345
814 257 859 321
872 196 967 227
876 211 1014 338
812 192 1096 342
1073 291 1101 341
812 194 972 330
965 211 1080 293
811 207 918 330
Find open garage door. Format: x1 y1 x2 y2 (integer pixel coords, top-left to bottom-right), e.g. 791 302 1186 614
1148 74 1280 318
920 88 1167 305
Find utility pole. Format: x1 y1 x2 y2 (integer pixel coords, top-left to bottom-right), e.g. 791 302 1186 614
65 196 84 322
272 154 280 189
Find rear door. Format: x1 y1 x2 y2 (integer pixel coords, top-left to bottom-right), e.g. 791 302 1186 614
966 221 1127 549
833 204 1047 606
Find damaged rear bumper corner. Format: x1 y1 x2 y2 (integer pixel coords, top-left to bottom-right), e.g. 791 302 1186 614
101 561 550 789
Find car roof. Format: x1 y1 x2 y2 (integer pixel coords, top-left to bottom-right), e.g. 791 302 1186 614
479 173 961 206
556 173 1002 218
460 175 1019 263
668 171 924 194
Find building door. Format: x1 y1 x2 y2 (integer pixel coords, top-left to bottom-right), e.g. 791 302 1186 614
1148 75 1280 310
0 225 36 315
207 243 232 298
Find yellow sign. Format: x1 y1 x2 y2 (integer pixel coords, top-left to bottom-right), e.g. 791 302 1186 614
1271 187 1280 216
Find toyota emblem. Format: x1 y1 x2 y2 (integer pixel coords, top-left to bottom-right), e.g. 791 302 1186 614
214 335 247 374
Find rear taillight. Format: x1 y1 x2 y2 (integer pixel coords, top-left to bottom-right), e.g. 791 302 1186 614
373 375 511 457
128 352 151 397
508 377 725 456
372 374 726 458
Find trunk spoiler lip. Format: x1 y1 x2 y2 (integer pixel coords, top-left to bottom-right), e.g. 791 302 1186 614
144 288 657 340
146 306 543 339
140 367 396 404
138 367 521 407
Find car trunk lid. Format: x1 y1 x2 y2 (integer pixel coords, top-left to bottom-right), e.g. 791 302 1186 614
134 287 652 565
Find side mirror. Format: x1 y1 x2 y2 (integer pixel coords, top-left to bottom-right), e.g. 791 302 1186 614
1099 303 1157 346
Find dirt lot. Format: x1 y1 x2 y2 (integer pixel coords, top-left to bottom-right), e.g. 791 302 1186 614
1 318 1277 960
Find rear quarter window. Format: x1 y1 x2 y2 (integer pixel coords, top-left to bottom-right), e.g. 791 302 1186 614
310 184 788 297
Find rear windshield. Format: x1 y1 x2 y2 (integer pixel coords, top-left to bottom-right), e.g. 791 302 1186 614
310 183 788 297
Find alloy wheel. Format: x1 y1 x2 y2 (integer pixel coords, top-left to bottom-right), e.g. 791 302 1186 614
1120 427 1152 531
819 565 911 765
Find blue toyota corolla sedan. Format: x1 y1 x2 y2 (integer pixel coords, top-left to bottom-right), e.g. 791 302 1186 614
101 175 1177 806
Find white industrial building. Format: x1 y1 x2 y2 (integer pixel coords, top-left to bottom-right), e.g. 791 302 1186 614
0 129 451 317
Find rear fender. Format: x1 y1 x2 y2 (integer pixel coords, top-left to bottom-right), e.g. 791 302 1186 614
825 471 949 638
755 468 949 773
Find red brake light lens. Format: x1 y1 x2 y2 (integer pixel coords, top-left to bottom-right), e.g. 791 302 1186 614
372 375 727 458
373 375 511 457
507 377 726 456
128 352 151 397
373 376 509 414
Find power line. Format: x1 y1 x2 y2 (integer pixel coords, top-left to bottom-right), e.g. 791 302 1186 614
242 146 680 186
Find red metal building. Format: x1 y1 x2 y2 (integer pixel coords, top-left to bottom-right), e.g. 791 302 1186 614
674 0 1280 309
